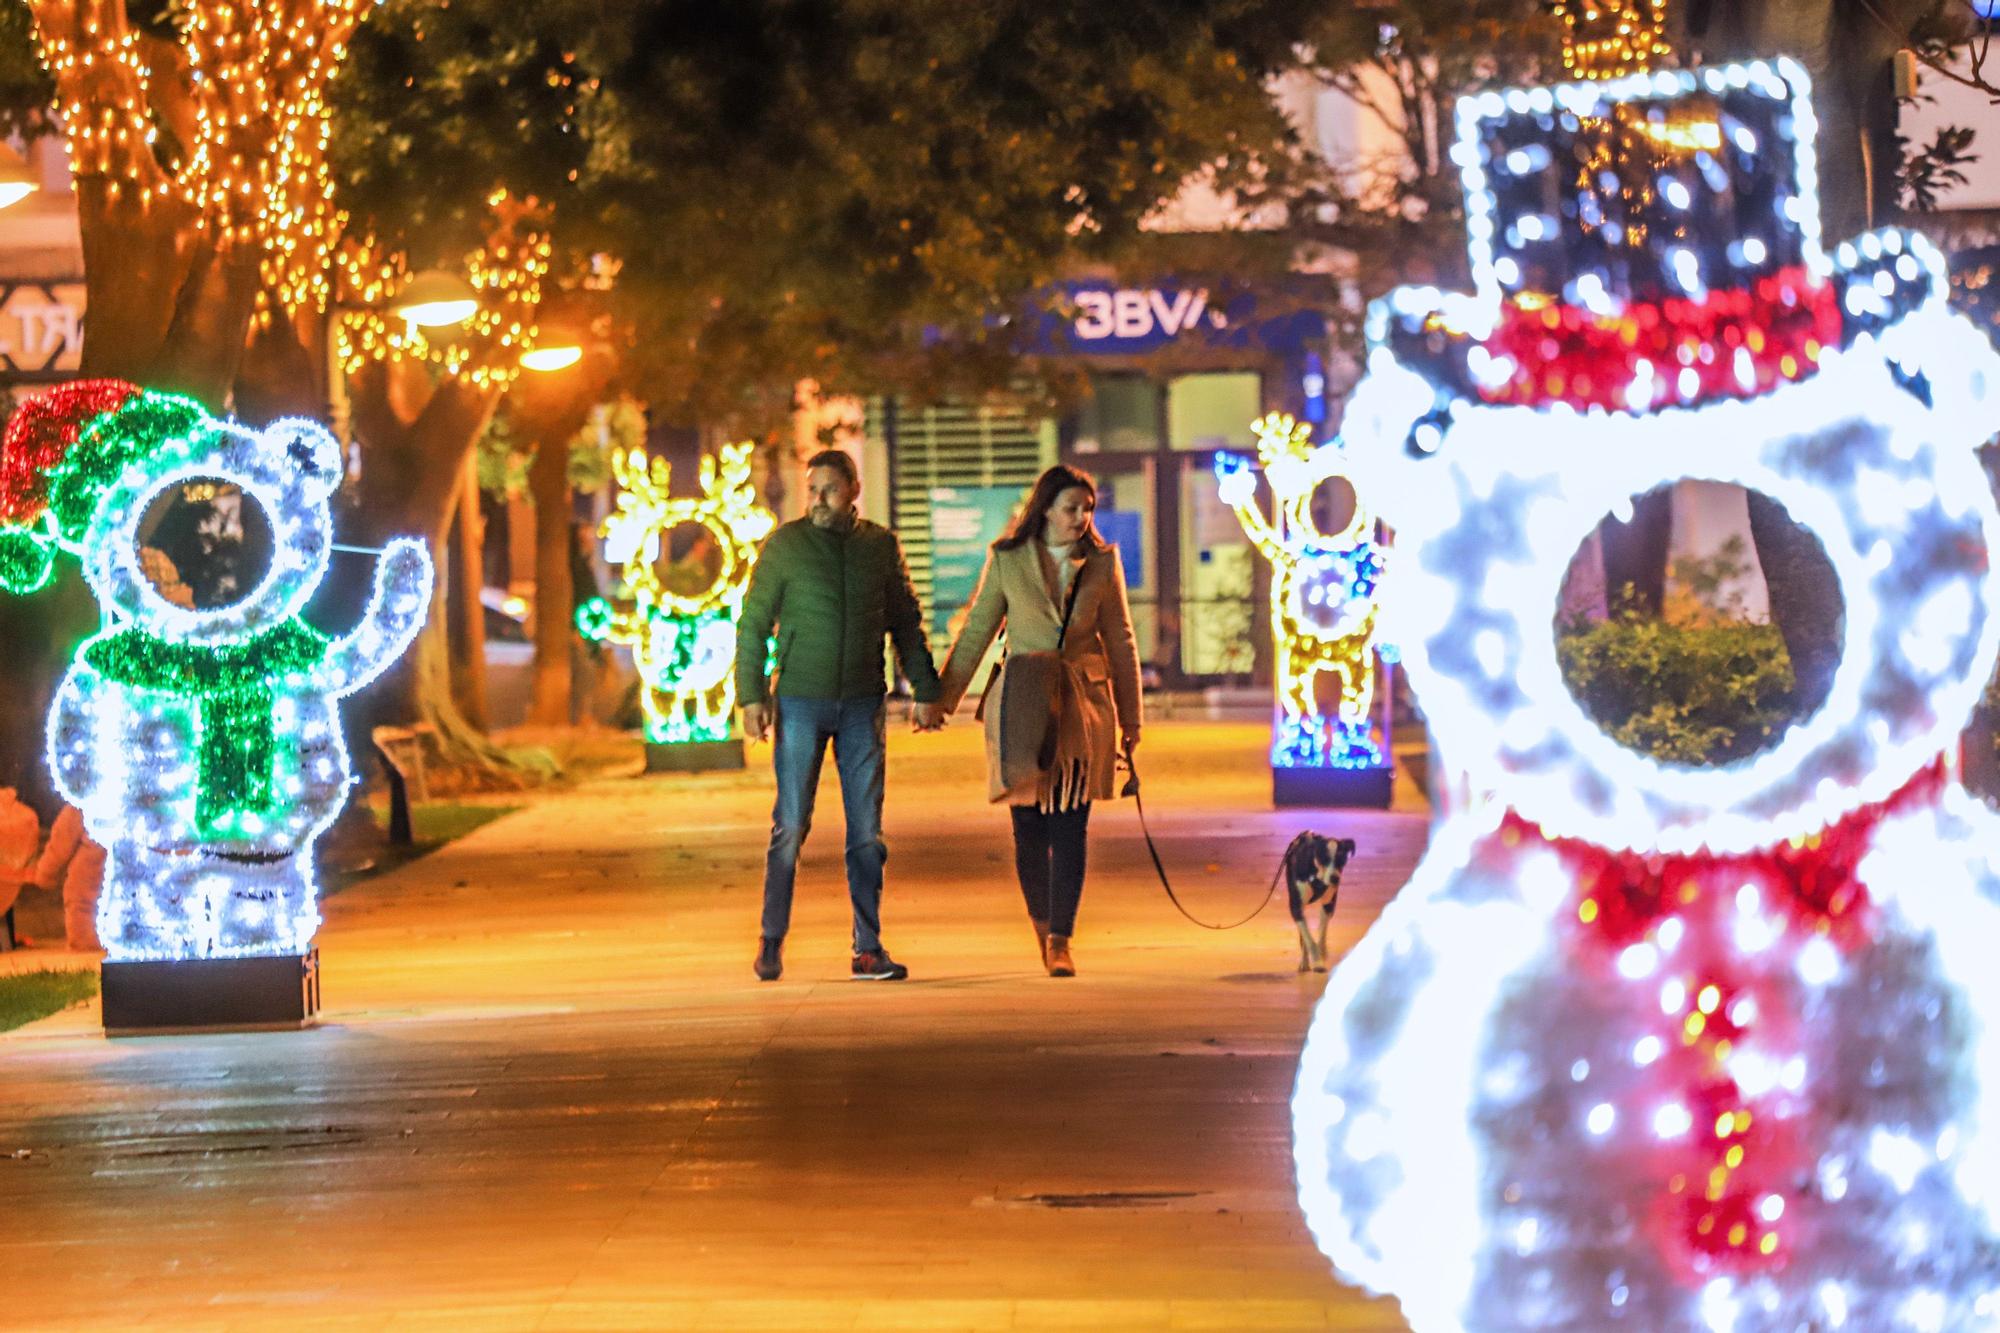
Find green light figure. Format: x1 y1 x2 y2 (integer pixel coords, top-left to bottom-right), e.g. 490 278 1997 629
577 441 773 745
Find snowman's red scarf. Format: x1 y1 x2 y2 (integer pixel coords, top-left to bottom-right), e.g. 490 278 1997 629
1477 761 1943 1282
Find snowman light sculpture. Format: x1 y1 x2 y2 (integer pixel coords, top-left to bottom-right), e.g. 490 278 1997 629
0 382 431 1008
1294 61 2000 1330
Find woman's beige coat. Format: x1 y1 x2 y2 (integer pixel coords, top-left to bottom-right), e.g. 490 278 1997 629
938 540 1143 805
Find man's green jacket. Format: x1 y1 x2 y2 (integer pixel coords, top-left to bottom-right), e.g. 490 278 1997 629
735 516 942 705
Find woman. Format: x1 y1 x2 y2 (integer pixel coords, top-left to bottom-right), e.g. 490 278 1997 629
938 465 1142 976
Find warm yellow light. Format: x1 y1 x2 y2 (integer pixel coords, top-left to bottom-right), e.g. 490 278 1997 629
578 442 776 745
521 344 582 372
1218 413 1386 770
393 270 480 328
1636 118 1723 153
0 143 37 210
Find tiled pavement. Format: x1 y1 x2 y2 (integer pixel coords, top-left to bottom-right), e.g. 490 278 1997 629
0 720 1428 1331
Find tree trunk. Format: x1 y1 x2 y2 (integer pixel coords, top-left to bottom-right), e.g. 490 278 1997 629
73 179 260 406
1746 490 1843 713
235 307 332 426
1598 490 1674 617
447 451 490 729
527 421 575 726
344 362 551 785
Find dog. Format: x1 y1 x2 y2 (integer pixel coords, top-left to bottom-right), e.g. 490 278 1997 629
1286 833 1355 972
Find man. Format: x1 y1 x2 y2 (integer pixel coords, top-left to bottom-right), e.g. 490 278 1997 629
735 449 943 983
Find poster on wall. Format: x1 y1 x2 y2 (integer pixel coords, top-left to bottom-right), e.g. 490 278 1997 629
928 485 1022 640
1094 508 1143 590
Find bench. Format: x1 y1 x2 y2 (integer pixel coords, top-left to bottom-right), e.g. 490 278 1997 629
370 723 436 847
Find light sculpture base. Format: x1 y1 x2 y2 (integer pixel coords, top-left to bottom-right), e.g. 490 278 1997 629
644 738 746 774
1274 763 1394 810
102 946 320 1035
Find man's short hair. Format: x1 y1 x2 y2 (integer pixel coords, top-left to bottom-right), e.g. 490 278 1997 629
804 449 859 487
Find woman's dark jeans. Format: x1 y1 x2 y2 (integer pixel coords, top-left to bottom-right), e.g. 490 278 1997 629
1009 802 1091 936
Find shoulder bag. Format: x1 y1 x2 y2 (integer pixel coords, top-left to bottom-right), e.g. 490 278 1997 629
977 557 1085 796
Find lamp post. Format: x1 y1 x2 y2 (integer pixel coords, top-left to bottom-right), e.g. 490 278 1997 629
391 269 480 333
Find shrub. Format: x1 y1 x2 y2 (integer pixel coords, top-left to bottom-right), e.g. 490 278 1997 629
1557 613 1799 766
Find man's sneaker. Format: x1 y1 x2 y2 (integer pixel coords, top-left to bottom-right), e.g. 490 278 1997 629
851 949 909 981
754 936 783 982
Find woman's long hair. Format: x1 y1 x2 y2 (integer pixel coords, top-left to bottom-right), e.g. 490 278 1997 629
994 465 1106 552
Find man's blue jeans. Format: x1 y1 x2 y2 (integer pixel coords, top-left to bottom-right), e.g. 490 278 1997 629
760 696 889 952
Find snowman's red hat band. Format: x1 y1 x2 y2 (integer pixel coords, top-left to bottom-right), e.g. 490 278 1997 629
1450 263 1842 412
1371 59 1941 418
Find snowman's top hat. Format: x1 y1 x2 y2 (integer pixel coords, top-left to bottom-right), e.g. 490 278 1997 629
1370 58 1943 417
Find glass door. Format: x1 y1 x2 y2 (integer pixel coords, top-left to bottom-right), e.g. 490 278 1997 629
1177 454 1259 679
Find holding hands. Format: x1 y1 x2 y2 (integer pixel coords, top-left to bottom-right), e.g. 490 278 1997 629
911 701 947 732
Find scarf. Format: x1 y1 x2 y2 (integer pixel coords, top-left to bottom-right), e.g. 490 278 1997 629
1485 764 1940 1281
83 619 330 840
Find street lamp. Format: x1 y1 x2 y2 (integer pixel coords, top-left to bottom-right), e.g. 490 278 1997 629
520 343 582 372
0 142 39 210
391 269 480 330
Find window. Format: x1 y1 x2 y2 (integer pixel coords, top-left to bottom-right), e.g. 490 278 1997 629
1167 372 1261 451
1075 374 1159 453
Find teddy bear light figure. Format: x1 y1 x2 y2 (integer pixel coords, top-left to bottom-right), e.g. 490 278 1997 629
577 439 772 751
1292 61 2000 1330
0 381 431 966
1215 413 1385 780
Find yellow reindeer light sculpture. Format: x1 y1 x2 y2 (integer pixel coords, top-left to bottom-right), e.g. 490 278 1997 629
577 441 774 749
1214 413 1389 801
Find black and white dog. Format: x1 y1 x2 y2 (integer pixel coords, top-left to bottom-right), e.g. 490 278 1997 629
1286 833 1356 972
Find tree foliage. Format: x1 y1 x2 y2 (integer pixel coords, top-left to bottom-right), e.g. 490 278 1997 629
1559 614 1800 764
330 0 1318 429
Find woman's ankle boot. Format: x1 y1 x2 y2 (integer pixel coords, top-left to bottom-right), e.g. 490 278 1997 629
1045 934 1075 977
1031 917 1049 966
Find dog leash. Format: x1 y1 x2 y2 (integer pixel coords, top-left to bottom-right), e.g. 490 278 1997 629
1120 755 1305 931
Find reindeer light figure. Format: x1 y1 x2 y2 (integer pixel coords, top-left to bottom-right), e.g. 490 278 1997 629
1214 413 1387 781
577 441 774 749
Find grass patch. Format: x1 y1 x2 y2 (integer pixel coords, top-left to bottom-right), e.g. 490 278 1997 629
0 968 97 1034
393 802 521 846
326 801 523 896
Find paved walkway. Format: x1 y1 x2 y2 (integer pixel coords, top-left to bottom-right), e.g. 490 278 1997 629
0 721 1428 1331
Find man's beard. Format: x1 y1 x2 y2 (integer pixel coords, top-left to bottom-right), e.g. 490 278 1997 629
811 504 852 530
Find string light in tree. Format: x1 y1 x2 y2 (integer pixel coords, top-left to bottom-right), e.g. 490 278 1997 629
1295 59 2000 1331
0 382 431 964
1214 413 1385 772
577 441 773 747
1553 0 1673 81
26 0 380 320
334 192 553 391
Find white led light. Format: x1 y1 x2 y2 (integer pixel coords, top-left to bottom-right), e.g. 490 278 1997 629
1294 56 2000 1331
1617 942 1660 978
1869 1129 1930 1195
1797 936 1842 987
1215 417 1387 773
581 442 774 747
36 399 433 962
